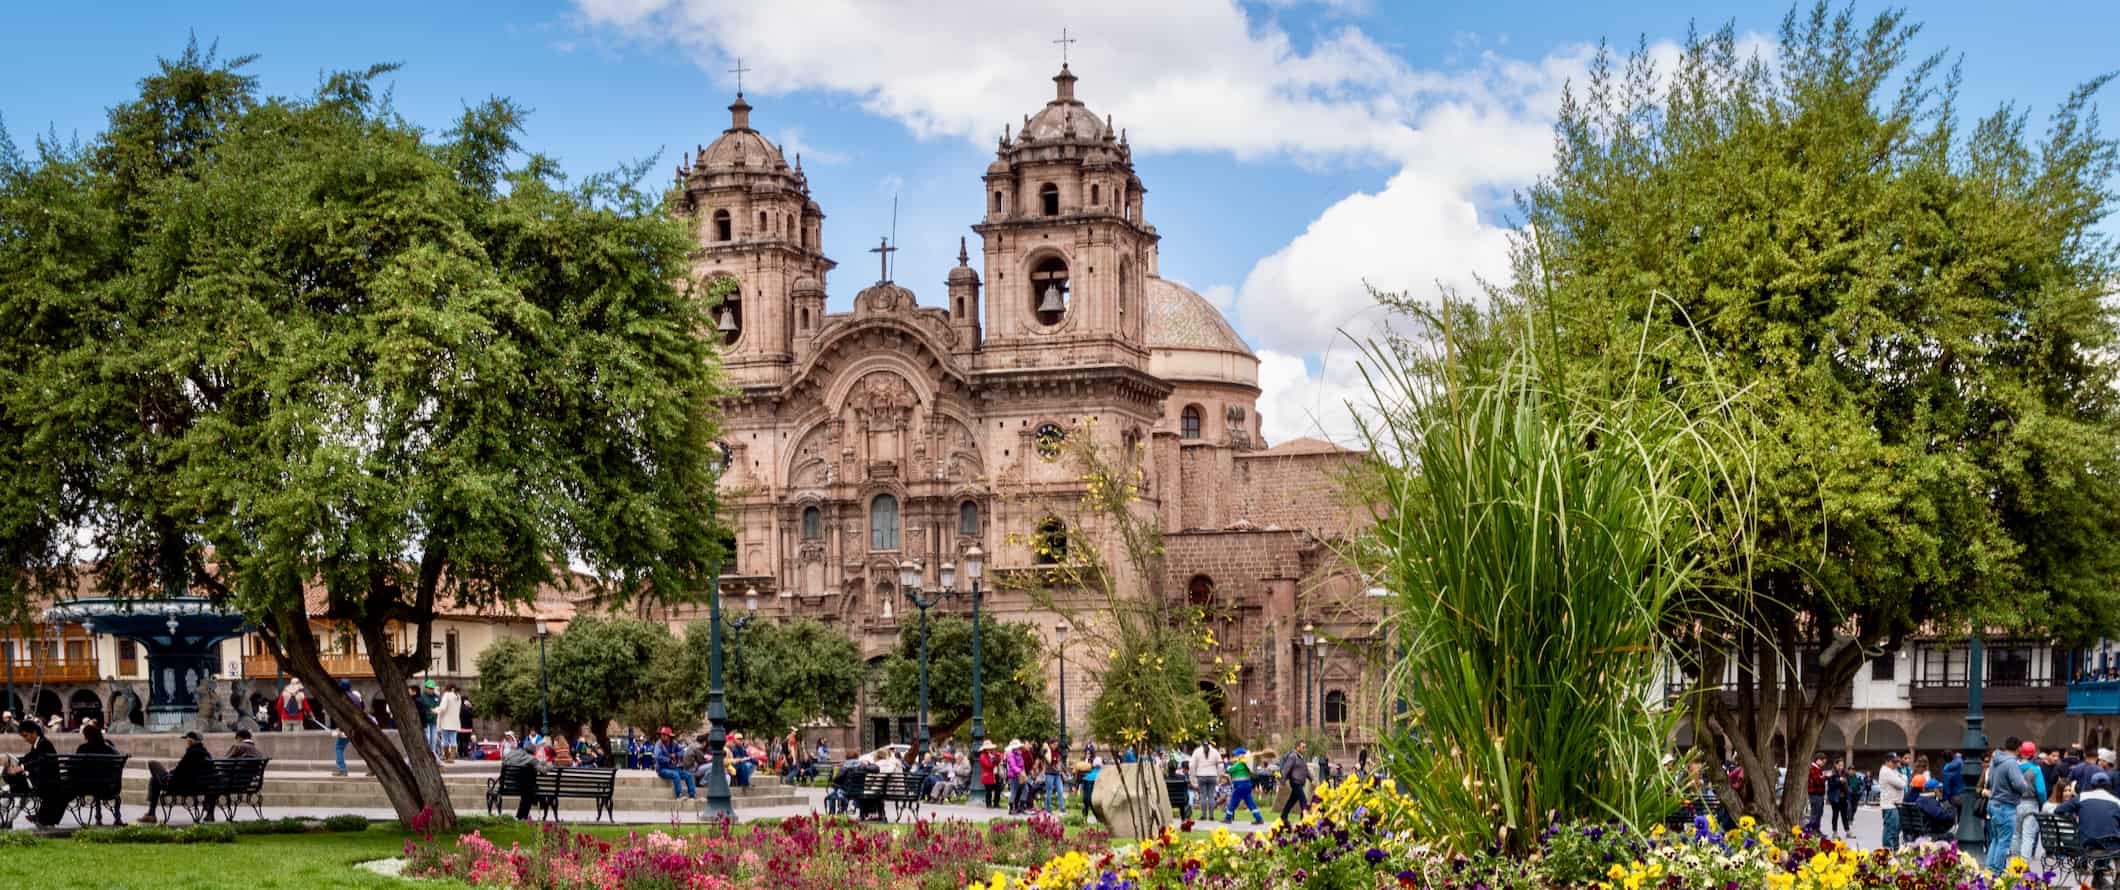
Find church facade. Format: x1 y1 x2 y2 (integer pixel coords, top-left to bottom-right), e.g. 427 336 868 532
652 66 1382 752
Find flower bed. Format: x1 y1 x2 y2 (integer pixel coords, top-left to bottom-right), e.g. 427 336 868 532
986 778 2058 890
404 812 1107 890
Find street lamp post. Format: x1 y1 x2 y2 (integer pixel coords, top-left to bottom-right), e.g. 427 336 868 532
1312 636 1325 730
962 547 987 800
1055 622 1069 755
536 620 551 738
701 443 736 822
901 560 950 756
1301 623 1317 730
4 625 14 722
1963 634 1989 753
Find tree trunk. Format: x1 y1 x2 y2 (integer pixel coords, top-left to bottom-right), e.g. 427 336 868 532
262 608 454 824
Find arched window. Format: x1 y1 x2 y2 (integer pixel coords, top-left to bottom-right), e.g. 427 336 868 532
870 494 900 550
1323 689 1348 725
1034 423 1066 460
1090 183 1101 206
1186 575 1215 607
1180 405 1202 440
1030 256 1069 326
958 501 980 536
1034 517 1067 565
757 210 767 234
1039 183 1059 216
802 505 822 540
713 209 732 241
992 190 1003 213
799 307 810 329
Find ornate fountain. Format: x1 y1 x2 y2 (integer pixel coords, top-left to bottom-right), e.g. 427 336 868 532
43 597 250 732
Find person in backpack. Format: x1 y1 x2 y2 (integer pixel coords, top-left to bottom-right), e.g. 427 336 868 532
1224 747 1264 824
1279 740 1313 823
2015 741 2049 864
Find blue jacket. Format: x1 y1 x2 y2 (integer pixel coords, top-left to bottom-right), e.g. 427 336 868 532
1986 752 2031 807
652 741 683 772
1941 757 1966 800
2061 789 2120 848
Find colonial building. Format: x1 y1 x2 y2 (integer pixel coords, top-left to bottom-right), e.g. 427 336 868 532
650 66 1382 752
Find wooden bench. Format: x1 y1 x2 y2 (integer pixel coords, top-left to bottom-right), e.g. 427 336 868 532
855 772 923 822
56 753 130 826
1661 794 1729 833
155 757 271 824
484 765 616 822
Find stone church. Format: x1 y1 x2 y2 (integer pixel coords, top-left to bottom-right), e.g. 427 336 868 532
650 64 1381 752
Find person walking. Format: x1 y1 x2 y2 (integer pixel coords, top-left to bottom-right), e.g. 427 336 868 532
1042 740 1065 812
277 681 311 732
1224 747 1264 824
1004 741 1028 815
1825 757 1854 838
1984 736 2033 875
1189 738 1225 820
331 679 364 776
1279 740 1313 823
1877 752 1908 849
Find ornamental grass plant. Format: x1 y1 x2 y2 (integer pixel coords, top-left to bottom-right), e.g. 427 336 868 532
1353 298 1753 853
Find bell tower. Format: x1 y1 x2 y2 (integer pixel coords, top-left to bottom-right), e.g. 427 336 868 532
676 93 835 389
971 64 1157 369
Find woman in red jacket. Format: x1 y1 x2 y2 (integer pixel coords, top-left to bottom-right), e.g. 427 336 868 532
978 742 1001 808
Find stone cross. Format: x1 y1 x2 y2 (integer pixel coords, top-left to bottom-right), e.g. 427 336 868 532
729 56 751 95
870 236 897 282
1053 28 1076 65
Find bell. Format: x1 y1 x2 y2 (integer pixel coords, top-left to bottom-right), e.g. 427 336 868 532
1037 284 1066 315
717 308 739 334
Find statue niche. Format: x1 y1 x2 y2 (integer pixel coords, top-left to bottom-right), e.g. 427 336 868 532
852 371 917 468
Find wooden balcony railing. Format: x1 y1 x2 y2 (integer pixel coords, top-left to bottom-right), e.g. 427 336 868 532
241 651 376 679
0 656 101 684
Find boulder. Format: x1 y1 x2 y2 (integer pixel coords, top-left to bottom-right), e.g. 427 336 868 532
1089 760 1172 839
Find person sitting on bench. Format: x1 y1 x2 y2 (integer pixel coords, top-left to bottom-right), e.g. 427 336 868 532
74 723 125 826
2060 771 2120 883
139 730 214 824
6 720 66 827
1910 775 1956 836
501 740 553 821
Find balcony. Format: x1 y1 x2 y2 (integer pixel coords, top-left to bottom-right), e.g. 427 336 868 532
1909 682 2067 709
241 652 376 679
2069 680 2120 715
0 656 101 684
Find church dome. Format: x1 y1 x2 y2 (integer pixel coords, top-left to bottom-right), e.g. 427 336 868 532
1146 276 1258 389
1146 276 1251 356
1018 65 1113 146
698 95 790 171
792 274 823 296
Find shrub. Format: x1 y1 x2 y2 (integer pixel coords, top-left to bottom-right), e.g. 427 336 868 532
323 814 370 832
0 832 36 848
231 817 313 835
74 823 237 844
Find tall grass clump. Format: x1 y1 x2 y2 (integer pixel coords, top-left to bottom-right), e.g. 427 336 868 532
1354 298 1748 854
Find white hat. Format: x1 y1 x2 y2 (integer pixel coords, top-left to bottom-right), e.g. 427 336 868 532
2101 748 2115 763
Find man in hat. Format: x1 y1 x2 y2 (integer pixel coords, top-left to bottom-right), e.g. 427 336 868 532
651 727 695 798
1224 746 1264 824
139 730 216 824
1909 774 1956 837
728 732 754 788
2059 771 2120 884
226 727 264 760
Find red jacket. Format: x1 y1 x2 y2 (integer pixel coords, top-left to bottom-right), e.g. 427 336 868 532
979 750 999 784
1807 764 1825 795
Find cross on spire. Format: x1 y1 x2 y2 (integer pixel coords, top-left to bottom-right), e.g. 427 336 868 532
729 56 752 95
869 236 898 283
1053 28 1076 66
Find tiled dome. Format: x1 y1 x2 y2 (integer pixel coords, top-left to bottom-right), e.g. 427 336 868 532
1145 276 1252 356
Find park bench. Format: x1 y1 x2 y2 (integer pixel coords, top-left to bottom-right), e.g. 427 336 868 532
56 753 130 826
154 757 271 825
1661 794 1730 833
1895 801 1955 843
854 771 923 822
1165 776 1192 820
2036 811 2120 884
484 765 617 822
0 769 32 828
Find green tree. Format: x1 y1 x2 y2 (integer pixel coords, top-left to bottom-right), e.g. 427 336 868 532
545 615 680 754
0 45 730 825
1515 5 2120 825
880 614 1059 745
658 616 864 740
471 637 543 732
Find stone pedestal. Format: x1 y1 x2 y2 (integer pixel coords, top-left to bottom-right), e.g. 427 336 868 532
1089 760 1172 839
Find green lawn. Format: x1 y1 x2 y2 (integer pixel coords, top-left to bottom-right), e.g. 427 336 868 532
0 824 606 889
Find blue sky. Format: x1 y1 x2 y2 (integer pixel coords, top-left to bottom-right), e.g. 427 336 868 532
4 1 2115 442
